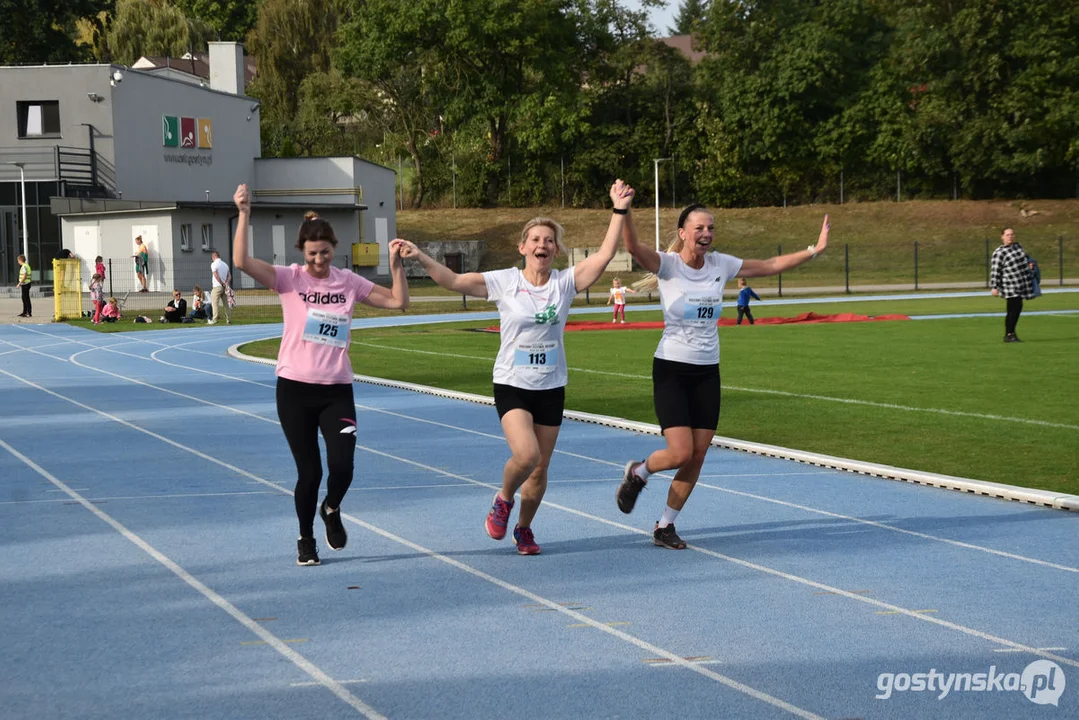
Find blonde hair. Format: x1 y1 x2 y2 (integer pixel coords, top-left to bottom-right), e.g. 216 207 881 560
520 217 568 257
632 206 714 292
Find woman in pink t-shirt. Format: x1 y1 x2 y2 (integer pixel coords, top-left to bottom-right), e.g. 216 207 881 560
232 183 410 567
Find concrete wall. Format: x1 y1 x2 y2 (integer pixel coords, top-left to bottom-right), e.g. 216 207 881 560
409 240 487 278
111 67 259 203
0 65 116 184
61 211 173 293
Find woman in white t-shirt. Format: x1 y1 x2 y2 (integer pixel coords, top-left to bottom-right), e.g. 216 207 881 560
615 203 829 549
397 180 635 555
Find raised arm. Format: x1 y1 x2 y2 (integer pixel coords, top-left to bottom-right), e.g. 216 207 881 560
362 239 411 310
621 193 661 274
574 180 634 292
396 240 488 297
740 215 830 278
232 184 277 289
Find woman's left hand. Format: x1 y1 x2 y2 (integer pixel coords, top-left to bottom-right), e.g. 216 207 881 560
814 215 830 254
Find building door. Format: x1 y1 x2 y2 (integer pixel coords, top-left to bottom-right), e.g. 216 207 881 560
272 225 286 266
444 252 463 274
0 211 16 285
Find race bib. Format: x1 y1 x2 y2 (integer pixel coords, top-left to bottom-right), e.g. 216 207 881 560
302 309 350 348
513 341 560 374
683 295 720 324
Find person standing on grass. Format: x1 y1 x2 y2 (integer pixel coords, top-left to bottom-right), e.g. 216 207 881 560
990 227 1036 343
15 254 32 318
89 273 105 324
607 277 637 323
616 203 829 549
208 251 232 325
231 183 410 567
396 180 635 556
735 278 761 325
134 236 149 292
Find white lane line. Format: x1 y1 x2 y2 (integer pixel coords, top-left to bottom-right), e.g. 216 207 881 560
0 369 824 719
0 436 385 720
11 334 1079 577
693 483 1079 574
0 490 275 506
353 339 1079 431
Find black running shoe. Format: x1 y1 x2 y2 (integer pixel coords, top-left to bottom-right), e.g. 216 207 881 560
297 537 321 566
320 500 348 551
653 523 687 550
616 460 647 514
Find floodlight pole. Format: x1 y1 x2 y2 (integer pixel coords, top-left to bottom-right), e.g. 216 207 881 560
7 162 29 259
654 157 671 251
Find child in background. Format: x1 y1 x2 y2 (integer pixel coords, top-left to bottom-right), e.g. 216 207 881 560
101 297 121 323
94 255 106 282
89 273 105 324
607 277 637 323
736 278 761 325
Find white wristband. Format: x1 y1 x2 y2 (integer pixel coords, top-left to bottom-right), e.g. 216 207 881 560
806 245 818 259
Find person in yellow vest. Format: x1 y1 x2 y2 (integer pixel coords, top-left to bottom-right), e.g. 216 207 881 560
15 254 32 318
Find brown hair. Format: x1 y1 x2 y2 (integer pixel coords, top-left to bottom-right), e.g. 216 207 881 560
297 211 338 250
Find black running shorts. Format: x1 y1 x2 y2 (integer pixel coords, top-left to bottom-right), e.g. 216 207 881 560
493 384 566 427
652 357 721 431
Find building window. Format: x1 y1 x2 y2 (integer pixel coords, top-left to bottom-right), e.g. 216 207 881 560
17 101 61 138
201 223 213 251
180 223 193 252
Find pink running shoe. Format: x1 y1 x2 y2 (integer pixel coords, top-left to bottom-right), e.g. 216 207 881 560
513 525 541 555
485 493 514 540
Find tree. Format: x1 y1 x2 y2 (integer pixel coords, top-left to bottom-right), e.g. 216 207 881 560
0 0 109 64
171 0 258 41
246 0 346 155
669 0 708 35
106 0 216 66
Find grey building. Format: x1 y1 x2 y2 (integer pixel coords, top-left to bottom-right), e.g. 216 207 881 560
0 42 397 291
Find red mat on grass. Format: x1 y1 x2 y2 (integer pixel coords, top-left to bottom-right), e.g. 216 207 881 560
482 312 910 333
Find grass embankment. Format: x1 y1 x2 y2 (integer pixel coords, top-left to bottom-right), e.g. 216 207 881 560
240 293 1079 496
397 199 1079 293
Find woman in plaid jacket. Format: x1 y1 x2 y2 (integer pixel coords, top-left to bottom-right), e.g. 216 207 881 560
990 227 1036 343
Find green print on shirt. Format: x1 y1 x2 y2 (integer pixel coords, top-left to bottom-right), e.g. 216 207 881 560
534 305 558 325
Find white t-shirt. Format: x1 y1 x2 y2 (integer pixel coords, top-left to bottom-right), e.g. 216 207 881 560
655 250 743 365
210 258 230 288
610 287 627 305
485 267 577 390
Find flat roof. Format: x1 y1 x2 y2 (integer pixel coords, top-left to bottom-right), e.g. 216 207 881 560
51 198 367 216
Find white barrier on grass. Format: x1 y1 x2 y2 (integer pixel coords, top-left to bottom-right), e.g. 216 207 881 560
229 339 1079 513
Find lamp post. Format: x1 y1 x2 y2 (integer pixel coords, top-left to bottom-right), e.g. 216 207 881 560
654 157 671 250
7 162 29 259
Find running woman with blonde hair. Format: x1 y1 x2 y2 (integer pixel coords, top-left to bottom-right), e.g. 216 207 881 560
616 203 829 549
397 180 635 555
232 184 410 566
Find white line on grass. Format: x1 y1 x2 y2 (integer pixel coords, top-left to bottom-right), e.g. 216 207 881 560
0 435 386 720
352 340 1079 431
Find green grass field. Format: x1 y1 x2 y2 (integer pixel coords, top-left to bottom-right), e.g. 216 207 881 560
239 292 1079 496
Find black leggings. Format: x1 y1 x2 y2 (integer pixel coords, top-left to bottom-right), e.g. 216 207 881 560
21 283 31 316
736 305 754 325
1005 296 1023 335
276 377 357 538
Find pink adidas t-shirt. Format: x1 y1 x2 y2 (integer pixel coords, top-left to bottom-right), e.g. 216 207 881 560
274 265 374 385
